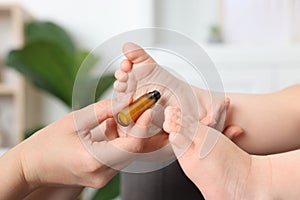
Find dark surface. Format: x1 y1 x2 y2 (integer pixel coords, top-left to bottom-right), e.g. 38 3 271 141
121 161 204 200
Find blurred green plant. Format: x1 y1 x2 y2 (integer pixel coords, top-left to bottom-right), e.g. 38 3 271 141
5 21 117 200
92 174 120 200
208 24 223 43
6 21 114 107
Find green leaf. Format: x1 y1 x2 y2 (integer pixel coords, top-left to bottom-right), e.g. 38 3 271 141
72 74 115 109
25 21 75 54
92 174 120 200
75 50 100 76
6 21 115 108
24 126 44 139
6 41 75 106
96 74 115 100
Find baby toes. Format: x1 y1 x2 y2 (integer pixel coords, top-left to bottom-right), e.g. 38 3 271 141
113 80 127 92
114 69 128 82
120 59 133 72
163 106 181 134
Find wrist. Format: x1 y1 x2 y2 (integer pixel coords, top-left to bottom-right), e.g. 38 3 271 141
19 137 43 189
0 143 36 199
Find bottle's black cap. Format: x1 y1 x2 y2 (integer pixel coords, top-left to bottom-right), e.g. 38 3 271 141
148 90 161 102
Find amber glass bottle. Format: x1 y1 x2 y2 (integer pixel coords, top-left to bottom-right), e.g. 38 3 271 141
117 90 161 126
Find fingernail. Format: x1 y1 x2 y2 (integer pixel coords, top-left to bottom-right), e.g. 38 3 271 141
224 128 237 139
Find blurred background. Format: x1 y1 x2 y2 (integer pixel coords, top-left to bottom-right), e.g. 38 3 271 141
0 0 300 199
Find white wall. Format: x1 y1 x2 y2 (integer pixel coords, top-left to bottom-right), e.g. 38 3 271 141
0 0 154 124
8 0 155 49
154 0 218 44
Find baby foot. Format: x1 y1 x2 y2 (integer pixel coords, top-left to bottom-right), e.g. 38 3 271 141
114 42 244 140
114 42 221 126
163 106 252 200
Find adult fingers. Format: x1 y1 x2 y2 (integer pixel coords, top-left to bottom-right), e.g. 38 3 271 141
73 100 113 135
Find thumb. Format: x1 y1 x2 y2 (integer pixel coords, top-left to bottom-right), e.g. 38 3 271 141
120 109 153 139
135 109 153 127
73 100 112 134
223 125 244 139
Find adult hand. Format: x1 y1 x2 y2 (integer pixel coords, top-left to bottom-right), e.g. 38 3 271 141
19 99 151 189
